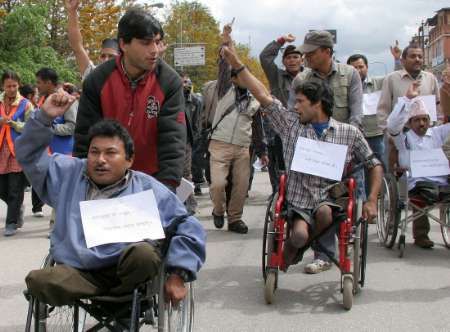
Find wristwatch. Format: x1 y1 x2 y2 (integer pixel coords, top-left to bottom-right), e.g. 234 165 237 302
169 268 191 283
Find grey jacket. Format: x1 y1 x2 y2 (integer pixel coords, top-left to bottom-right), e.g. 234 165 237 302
259 40 296 107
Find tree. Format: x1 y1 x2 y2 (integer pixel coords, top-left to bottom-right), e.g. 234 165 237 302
162 1 268 90
0 4 78 84
162 1 221 89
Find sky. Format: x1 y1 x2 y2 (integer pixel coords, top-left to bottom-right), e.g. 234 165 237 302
148 0 449 76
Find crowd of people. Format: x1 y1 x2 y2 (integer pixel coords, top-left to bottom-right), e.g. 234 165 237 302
0 0 449 308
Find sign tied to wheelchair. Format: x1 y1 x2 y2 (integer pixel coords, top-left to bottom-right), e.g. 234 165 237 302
80 190 165 248
291 137 348 181
410 148 450 178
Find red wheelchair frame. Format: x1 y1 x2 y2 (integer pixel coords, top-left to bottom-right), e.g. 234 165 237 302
262 173 367 310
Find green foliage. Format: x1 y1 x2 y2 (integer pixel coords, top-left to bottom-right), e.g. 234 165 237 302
0 3 78 85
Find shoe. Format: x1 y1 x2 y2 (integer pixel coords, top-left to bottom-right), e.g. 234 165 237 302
4 225 17 237
414 237 434 249
213 214 224 229
33 211 44 218
194 185 202 196
17 205 25 228
304 259 332 274
228 220 248 234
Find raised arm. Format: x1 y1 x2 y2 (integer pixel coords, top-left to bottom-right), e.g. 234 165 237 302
65 0 92 75
221 45 273 107
386 81 420 135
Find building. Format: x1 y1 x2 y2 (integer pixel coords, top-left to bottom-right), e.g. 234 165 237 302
413 8 450 77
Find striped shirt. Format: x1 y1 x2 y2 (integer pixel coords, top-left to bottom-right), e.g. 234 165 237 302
263 99 380 209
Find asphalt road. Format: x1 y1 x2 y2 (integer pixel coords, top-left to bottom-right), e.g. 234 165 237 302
0 172 449 331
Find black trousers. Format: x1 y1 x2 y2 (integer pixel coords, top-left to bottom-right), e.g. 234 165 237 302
32 188 44 213
267 135 285 195
0 172 26 226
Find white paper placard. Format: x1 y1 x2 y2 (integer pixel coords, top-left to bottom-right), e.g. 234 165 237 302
410 148 450 178
80 190 165 248
397 95 437 122
363 91 382 115
176 177 195 203
290 137 348 181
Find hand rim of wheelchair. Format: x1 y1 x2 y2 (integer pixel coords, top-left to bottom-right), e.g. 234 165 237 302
25 253 194 332
376 173 400 248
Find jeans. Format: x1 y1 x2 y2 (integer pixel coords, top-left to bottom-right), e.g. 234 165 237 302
365 135 385 194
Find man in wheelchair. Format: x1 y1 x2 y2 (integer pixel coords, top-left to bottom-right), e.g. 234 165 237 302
15 92 206 307
219 42 383 271
386 81 450 248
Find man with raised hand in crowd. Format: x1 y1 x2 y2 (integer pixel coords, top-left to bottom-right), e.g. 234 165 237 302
74 8 186 191
65 0 120 81
16 90 205 306
208 23 261 234
219 38 382 270
288 30 363 274
260 33 303 195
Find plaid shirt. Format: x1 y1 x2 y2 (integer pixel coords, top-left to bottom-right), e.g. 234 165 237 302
263 99 380 209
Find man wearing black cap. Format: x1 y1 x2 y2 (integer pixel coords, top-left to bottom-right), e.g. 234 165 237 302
74 8 186 191
290 30 363 274
65 0 120 81
260 34 303 195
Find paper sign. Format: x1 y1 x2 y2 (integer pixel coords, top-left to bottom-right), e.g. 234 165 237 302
253 158 264 171
410 148 450 178
80 190 165 248
397 95 437 122
290 137 348 181
363 91 382 115
176 177 195 203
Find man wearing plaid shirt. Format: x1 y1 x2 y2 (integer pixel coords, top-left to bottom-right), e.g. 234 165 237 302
219 41 383 271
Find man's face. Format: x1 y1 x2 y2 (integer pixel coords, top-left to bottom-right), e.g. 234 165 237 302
120 34 161 73
349 58 368 81
99 47 119 63
283 53 303 75
294 92 319 124
87 136 133 186
36 77 53 96
409 115 430 136
304 47 330 70
402 48 423 75
3 78 19 100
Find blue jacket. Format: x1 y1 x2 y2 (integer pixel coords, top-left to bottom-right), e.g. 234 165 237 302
15 111 206 278
49 115 74 154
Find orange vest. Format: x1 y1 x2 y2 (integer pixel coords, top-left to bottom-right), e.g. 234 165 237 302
0 98 24 157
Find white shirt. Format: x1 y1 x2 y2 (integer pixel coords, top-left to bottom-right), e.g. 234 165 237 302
387 97 450 190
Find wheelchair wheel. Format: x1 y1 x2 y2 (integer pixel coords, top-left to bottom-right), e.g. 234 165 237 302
342 276 353 311
264 271 277 305
440 206 450 249
377 174 400 248
158 275 194 332
352 199 367 293
262 193 277 281
25 254 86 332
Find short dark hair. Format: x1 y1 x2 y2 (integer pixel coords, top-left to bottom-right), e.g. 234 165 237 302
19 84 35 98
1 70 20 85
36 68 58 85
118 7 164 44
87 120 134 160
294 80 334 116
347 54 368 66
402 43 422 59
101 38 119 50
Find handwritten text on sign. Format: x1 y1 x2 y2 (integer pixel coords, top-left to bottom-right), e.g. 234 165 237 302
410 148 450 178
290 137 348 181
80 190 165 248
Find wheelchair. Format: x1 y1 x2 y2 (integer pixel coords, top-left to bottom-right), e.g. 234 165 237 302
24 253 194 332
261 172 368 310
376 170 450 257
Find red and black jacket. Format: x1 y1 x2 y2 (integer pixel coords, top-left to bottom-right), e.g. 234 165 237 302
74 56 186 188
